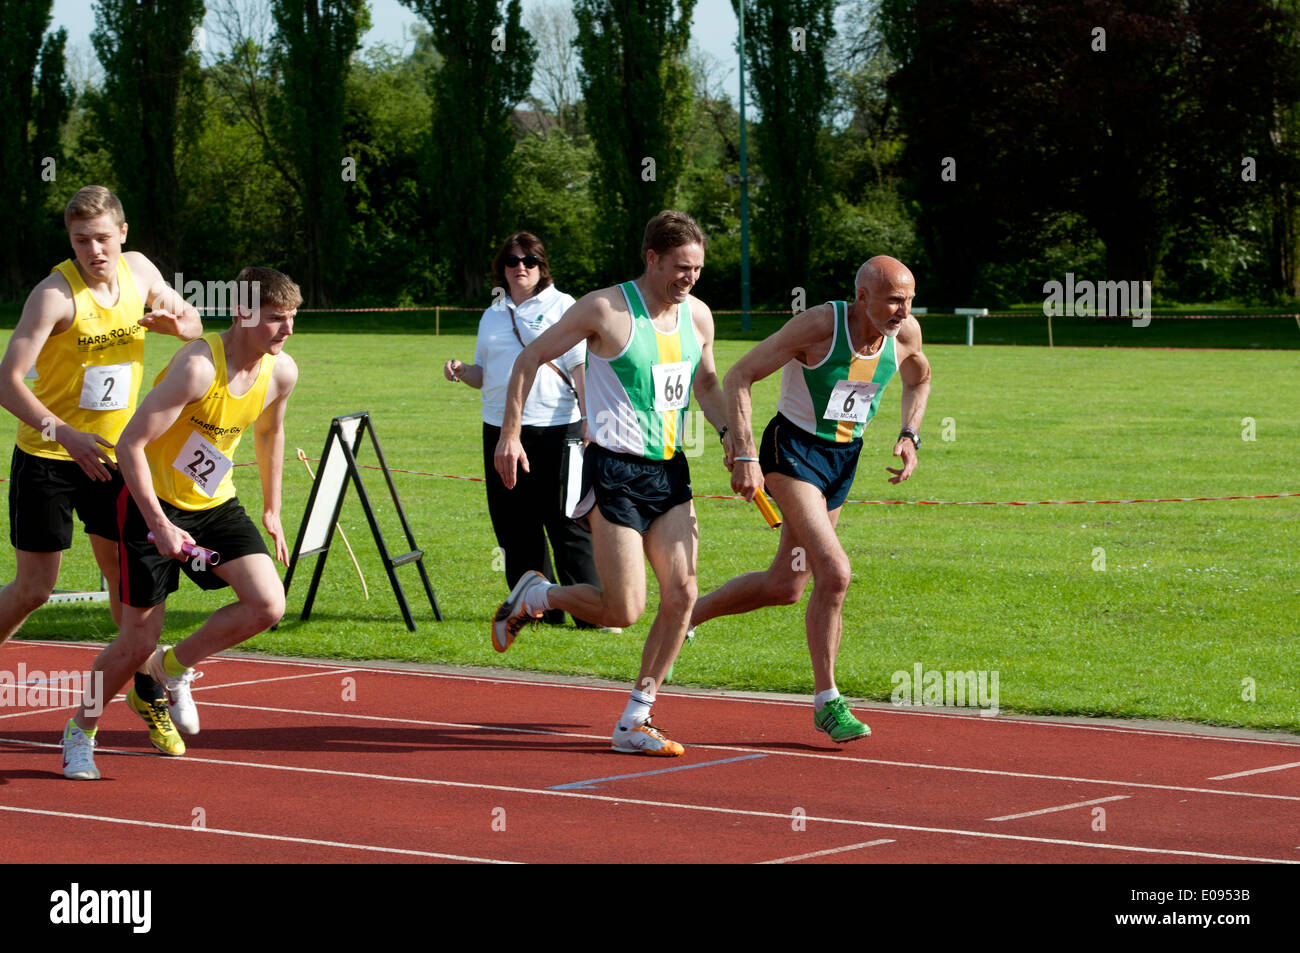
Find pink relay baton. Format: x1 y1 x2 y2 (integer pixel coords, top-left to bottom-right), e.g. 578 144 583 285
146 532 221 566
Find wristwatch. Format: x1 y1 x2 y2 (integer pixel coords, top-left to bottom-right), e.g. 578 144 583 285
898 428 920 449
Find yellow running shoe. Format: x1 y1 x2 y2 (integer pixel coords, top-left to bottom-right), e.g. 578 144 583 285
126 685 186 756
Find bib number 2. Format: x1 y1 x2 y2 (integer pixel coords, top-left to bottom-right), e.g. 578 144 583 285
79 362 131 411
172 431 234 497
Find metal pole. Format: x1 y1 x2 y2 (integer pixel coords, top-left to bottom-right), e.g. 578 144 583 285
738 1 751 331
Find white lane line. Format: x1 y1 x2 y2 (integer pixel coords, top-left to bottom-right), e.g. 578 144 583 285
758 840 895 864
1208 761 1300 781
0 738 1295 865
19 640 1300 748
191 668 363 693
988 795 1130 822
5 693 1300 806
0 670 357 721
114 702 1300 805
0 805 517 863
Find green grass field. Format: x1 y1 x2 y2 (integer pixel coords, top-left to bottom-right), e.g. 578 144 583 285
3 319 1297 734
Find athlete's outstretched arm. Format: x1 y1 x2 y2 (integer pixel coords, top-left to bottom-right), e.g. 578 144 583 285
129 252 203 341
254 353 299 564
116 341 215 558
687 297 727 435
494 291 606 488
887 318 931 484
721 305 834 499
0 277 117 480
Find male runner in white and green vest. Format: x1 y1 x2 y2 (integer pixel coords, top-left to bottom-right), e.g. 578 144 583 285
697 256 932 743
491 211 728 756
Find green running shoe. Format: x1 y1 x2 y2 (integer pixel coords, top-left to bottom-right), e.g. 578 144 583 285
814 697 871 743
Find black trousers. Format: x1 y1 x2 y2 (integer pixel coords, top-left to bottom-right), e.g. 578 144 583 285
482 420 598 627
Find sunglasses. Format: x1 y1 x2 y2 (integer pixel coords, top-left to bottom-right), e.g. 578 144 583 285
504 254 541 269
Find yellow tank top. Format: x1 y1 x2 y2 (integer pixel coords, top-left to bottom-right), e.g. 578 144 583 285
16 258 146 461
145 332 273 511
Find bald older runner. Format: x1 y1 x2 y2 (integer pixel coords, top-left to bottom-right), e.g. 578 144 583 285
698 256 932 742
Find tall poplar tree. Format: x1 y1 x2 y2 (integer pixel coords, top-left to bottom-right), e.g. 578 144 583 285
574 0 696 278
0 1 70 297
737 0 836 298
404 0 535 301
90 0 206 277
271 0 369 306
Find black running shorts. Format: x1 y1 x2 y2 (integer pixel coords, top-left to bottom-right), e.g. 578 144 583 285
758 413 863 511
116 488 269 608
574 444 693 536
9 446 122 551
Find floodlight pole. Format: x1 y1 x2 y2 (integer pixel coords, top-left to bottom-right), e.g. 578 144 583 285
738 0 752 331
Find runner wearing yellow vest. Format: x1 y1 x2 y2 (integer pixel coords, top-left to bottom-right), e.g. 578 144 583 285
491 211 728 757
62 267 300 780
694 256 933 744
0 186 202 757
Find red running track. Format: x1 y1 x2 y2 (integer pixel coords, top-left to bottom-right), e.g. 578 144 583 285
2 640 1298 865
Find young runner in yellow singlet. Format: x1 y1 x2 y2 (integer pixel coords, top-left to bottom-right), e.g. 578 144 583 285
0 186 202 757
61 267 299 780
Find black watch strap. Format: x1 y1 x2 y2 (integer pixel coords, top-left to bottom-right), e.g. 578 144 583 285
899 428 920 449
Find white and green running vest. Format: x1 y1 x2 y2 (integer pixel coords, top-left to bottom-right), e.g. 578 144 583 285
585 281 702 460
777 301 898 443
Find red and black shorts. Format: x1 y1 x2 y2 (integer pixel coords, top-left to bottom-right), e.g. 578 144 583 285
116 488 269 608
8 446 122 551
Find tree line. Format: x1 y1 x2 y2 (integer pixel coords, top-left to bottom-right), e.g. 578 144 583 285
3 0 1298 312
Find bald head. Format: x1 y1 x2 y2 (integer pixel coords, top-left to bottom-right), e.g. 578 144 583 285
854 255 915 339
856 256 913 295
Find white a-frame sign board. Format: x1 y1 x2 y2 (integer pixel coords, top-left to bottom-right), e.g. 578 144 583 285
282 413 441 630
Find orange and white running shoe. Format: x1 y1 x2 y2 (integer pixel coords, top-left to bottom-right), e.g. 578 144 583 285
611 719 684 756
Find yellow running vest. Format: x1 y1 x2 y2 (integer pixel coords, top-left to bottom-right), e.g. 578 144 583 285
16 258 146 461
145 333 273 511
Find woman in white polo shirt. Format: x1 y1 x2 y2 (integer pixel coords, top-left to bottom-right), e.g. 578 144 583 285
443 233 599 628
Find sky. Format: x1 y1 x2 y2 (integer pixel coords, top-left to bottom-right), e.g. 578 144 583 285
49 0 744 100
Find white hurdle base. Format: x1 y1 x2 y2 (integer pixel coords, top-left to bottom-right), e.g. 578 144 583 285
45 589 110 605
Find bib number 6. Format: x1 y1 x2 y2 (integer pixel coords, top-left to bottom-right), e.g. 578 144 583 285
823 380 879 423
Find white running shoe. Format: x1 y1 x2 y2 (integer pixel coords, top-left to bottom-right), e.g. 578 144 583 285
611 719 684 756
145 646 201 735
492 571 547 652
62 720 100 780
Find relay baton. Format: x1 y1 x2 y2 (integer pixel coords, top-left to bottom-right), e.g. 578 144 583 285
754 488 781 528
147 532 221 566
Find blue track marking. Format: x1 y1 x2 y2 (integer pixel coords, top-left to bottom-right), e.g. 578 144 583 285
548 753 768 791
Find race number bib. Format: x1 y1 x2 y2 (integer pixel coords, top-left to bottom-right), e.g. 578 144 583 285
79 362 130 411
823 380 879 423
652 361 691 412
172 431 233 497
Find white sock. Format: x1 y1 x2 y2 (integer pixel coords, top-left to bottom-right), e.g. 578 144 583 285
524 581 554 615
814 687 840 710
620 689 654 728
